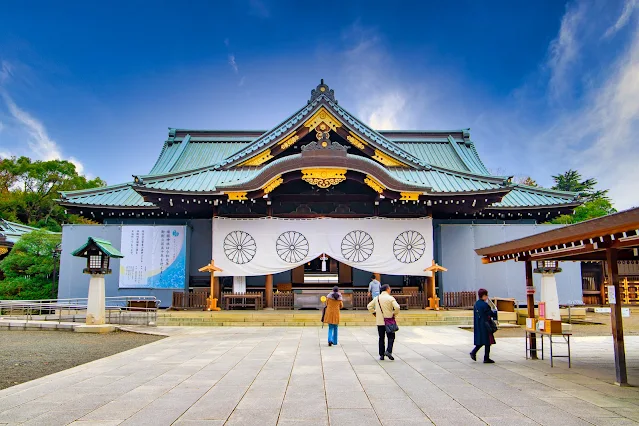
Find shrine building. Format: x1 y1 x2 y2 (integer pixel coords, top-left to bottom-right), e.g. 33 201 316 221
57 81 586 309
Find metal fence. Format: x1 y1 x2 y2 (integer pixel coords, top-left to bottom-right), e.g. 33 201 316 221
0 296 159 326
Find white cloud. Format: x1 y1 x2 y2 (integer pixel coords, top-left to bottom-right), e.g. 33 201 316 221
228 54 239 74
339 24 420 130
1 91 62 160
547 2 587 101
604 0 638 38
0 61 12 85
0 91 85 174
573 26 639 209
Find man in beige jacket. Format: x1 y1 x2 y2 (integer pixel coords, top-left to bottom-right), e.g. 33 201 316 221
367 284 400 360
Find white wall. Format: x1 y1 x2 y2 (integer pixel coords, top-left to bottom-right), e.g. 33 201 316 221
440 224 582 305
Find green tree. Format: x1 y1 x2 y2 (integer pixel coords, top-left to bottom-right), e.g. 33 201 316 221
551 169 608 202
0 156 105 231
515 176 537 187
0 230 61 299
550 198 617 225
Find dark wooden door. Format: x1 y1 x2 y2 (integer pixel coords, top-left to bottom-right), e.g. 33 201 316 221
338 262 352 284
292 265 305 284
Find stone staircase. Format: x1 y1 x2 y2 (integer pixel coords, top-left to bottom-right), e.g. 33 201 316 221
156 309 474 327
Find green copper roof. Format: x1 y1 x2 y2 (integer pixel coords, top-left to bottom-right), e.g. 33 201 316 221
216 96 431 170
60 183 153 207
490 185 579 208
0 220 50 244
149 139 251 175
71 237 124 258
388 168 502 192
134 153 505 194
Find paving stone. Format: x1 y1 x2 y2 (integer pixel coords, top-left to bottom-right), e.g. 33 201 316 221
280 400 327 420
326 391 372 409
276 419 329 426
2 327 639 426
224 408 280 426
328 408 381 426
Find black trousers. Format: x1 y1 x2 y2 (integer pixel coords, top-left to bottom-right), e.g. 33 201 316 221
471 344 491 360
377 325 395 356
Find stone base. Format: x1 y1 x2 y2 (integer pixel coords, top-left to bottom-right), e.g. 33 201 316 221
74 324 116 333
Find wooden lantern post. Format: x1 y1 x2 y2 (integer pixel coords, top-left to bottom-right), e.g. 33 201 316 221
198 259 223 311
424 260 447 310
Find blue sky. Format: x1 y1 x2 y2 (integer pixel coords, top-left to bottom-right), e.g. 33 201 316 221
1 0 638 209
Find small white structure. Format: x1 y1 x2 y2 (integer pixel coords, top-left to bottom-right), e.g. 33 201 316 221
535 260 562 320
71 237 124 327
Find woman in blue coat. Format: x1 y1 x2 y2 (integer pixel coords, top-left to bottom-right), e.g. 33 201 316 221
470 288 497 363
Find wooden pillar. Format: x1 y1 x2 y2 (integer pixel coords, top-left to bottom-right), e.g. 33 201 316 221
213 277 220 305
525 260 537 359
265 274 274 309
606 248 628 385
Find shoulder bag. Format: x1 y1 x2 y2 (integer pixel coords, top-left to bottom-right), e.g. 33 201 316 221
378 296 399 333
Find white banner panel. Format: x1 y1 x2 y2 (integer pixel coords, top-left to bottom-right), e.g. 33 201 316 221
212 217 433 276
119 225 187 289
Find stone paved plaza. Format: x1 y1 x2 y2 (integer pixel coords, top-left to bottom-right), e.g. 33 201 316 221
0 326 638 426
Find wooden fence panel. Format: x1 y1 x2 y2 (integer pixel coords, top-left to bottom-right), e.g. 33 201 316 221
442 291 476 308
274 292 294 309
171 291 209 309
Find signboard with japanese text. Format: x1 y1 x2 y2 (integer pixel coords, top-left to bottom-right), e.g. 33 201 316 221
118 226 187 289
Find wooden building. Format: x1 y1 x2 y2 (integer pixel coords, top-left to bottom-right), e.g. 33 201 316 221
57 81 582 308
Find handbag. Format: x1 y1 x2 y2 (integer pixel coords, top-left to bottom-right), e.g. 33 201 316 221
378 296 399 333
487 318 498 333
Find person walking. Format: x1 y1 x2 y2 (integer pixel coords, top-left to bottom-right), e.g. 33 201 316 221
368 274 381 299
470 288 497 363
367 284 400 360
324 286 343 346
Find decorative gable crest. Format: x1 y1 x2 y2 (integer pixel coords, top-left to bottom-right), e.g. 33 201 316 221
309 79 336 103
301 123 349 157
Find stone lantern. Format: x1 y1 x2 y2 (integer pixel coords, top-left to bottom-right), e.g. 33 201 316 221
533 260 562 321
71 237 123 326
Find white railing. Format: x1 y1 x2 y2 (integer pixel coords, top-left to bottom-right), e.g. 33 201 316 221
0 296 159 326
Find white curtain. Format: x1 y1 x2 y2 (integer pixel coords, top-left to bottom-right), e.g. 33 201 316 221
233 276 246 294
212 217 433 277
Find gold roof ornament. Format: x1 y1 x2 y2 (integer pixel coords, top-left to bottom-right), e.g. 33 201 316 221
279 134 300 150
373 149 406 167
400 192 421 201
303 106 343 132
263 175 284 194
364 175 385 194
226 192 248 201
301 168 346 189
346 132 368 150
240 149 273 167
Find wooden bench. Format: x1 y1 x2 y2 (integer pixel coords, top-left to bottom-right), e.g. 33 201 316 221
223 294 262 310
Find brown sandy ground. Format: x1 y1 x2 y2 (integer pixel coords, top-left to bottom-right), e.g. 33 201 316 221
0 330 163 390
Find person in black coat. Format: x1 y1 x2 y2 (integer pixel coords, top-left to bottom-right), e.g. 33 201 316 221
470 288 497 363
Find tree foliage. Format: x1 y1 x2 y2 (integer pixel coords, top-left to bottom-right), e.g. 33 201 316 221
549 170 616 224
514 176 537 186
0 156 105 231
0 230 61 300
551 169 609 202
550 198 617 225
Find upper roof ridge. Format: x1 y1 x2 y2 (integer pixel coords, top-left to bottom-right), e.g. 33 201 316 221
309 79 336 104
